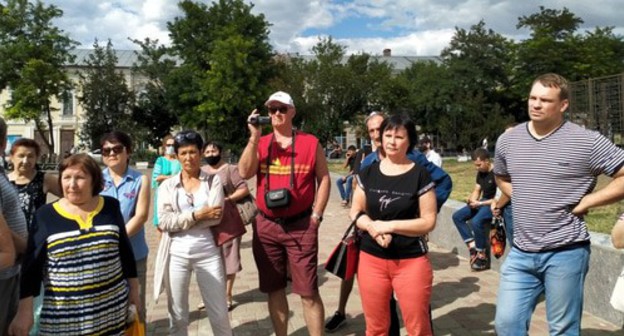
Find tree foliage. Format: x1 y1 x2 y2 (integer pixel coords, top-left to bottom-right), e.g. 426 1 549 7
272 37 396 144
166 0 274 151
0 0 77 153
78 40 135 150
131 38 179 147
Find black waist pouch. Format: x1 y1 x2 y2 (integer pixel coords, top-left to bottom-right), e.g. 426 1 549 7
265 188 291 209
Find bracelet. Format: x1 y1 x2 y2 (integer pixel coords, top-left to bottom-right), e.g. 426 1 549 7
191 211 197 221
353 211 367 225
249 139 259 145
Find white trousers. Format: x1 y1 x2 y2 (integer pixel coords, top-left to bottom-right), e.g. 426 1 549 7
167 252 232 336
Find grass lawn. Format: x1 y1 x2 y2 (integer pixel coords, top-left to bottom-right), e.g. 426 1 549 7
329 158 621 234
443 159 621 234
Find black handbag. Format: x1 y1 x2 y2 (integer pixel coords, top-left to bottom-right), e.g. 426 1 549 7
325 219 360 280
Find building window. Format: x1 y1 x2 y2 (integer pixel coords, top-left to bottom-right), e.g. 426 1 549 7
62 90 74 116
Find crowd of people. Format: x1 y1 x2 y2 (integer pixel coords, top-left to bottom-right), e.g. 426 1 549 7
1 73 624 336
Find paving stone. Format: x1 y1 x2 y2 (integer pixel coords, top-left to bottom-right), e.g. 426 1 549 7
141 173 621 335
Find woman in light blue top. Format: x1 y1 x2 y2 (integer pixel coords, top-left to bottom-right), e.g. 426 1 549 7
152 134 182 229
99 131 150 323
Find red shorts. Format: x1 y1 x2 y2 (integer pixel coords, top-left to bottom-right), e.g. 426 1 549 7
252 213 319 296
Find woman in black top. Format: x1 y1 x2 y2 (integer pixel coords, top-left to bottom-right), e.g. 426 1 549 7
350 115 437 336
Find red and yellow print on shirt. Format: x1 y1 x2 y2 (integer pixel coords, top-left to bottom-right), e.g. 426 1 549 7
260 157 313 176
256 131 319 217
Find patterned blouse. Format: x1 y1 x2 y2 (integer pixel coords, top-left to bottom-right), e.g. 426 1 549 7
20 196 137 335
10 171 46 231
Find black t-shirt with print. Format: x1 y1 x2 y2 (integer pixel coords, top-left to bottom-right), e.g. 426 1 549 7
357 161 435 259
476 170 497 200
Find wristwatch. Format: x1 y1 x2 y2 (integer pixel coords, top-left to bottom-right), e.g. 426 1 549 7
312 212 323 223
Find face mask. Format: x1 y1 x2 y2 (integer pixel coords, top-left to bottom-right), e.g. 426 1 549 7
165 146 175 155
205 155 221 166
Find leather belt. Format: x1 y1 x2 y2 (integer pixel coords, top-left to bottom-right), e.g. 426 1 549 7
260 208 312 225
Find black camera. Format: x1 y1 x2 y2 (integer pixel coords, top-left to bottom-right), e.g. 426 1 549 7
265 188 291 209
249 115 271 125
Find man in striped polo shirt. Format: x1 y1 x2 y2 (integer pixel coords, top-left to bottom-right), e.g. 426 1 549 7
0 117 28 334
493 73 624 335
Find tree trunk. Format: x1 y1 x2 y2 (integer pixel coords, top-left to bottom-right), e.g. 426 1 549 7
44 103 55 155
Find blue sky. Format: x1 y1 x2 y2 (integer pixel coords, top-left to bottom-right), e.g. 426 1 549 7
44 0 624 56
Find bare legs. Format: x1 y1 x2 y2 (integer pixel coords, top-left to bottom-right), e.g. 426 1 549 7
268 289 325 336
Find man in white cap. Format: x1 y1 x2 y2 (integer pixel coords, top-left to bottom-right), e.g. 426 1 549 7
239 91 330 336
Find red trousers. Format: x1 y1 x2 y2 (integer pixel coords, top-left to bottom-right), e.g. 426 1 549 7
357 251 433 336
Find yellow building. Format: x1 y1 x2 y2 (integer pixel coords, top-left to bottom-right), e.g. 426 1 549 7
0 49 146 156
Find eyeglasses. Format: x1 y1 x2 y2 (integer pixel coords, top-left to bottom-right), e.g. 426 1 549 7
175 132 200 143
102 145 125 156
186 193 194 208
268 106 289 114
165 143 174 147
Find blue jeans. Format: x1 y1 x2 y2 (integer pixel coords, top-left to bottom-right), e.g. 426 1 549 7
501 203 514 245
495 244 590 336
452 203 492 250
335 175 353 201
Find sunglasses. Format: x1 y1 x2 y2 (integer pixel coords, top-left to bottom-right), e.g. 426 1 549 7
102 145 125 156
268 106 289 114
186 193 194 208
175 132 200 143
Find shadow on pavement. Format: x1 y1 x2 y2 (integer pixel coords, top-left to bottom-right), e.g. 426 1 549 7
580 328 624 335
433 302 496 333
431 276 480 310
429 250 461 271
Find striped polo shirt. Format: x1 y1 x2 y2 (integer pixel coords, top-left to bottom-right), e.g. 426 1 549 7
494 121 624 252
0 167 28 279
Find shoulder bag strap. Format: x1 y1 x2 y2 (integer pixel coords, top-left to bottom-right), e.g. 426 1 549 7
265 130 296 191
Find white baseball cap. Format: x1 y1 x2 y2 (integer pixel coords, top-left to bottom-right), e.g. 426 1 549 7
265 91 295 107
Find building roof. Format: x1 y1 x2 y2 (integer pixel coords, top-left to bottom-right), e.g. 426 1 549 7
69 49 141 68
289 54 441 72
69 48 440 71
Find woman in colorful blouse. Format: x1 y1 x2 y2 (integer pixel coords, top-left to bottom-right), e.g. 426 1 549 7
9 154 139 336
152 134 182 228
99 131 150 323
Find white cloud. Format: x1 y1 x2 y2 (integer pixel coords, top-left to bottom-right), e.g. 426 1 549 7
42 0 624 55
291 29 455 56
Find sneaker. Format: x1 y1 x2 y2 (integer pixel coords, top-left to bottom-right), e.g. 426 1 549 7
471 251 489 272
325 311 347 333
469 247 477 266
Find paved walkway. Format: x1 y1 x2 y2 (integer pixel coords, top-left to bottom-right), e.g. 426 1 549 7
143 174 622 335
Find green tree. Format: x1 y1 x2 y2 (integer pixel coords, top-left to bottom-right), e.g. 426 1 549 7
273 37 395 144
573 26 624 78
513 6 583 91
439 20 515 146
167 0 274 151
78 40 135 150
0 0 77 154
396 60 452 134
131 38 179 147
512 6 624 121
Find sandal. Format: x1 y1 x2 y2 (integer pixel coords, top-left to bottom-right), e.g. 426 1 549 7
227 298 234 311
